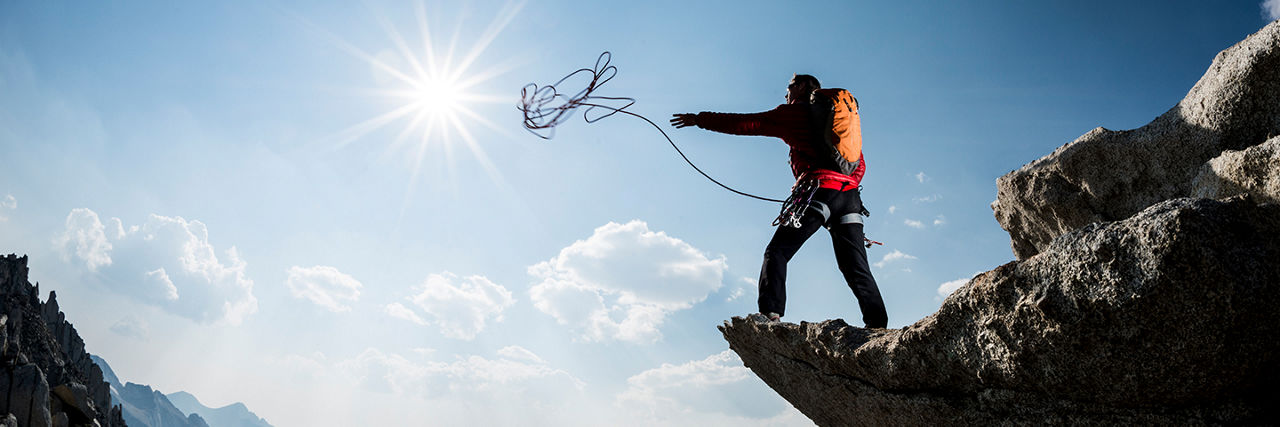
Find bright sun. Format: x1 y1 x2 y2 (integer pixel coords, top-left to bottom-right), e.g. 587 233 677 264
308 1 523 191
413 77 462 115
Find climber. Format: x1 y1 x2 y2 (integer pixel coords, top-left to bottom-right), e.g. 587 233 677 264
670 74 887 328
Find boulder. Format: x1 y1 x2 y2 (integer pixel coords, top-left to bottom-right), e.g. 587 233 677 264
722 196 1280 425
993 21 1280 259
1192 135 1280 203
0 364 52 427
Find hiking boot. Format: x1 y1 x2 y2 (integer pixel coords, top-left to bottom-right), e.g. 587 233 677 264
747 312 782 323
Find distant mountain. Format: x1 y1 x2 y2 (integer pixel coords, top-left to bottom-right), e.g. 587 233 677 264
167 391 273 427
91 355 208 427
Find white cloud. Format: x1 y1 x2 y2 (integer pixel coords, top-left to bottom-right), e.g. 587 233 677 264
617 350 790 422
933 215 947 226
915 172 929 183
316 346 583 399
937 272 982 300
144 268 180 301
528 220 728 344
385 302 427 325
913 194 942 203
873 249 918 269
387 272 514 340
903 219 925 229
55 209 258 325
285 265 364 312
725 277 753 302
496 346 545 364
1264 0 1280 20
109 315 150 341
55 208 114 271
888 205 897 215
0 194 14 221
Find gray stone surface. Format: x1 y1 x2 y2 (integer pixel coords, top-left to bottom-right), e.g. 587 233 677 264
0 364 52 427
1 254 126 426
723 196 1280 426
1192 135 1280 203
993 21 1280 259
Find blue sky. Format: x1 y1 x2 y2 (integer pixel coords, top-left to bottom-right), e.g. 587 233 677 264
1 1 1275 425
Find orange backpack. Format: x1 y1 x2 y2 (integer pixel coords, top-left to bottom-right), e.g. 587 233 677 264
809 88 863 176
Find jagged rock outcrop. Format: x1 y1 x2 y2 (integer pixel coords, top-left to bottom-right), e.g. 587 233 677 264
723 22 1280 426
993 21 1280 259
723 196 1280 425
1 254 126 426
1192 135 1280 203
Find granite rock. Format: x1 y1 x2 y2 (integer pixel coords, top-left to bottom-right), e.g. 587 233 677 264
993 21 1280 259
722 196 1280 426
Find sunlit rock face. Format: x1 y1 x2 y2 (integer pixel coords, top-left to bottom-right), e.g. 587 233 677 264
723 196 1280 426
1 254 126 426
993 21 1280 260
1193 135 1280 203
723 21 1280 427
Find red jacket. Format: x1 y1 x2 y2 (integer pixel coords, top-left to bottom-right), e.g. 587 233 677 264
695 104 865 190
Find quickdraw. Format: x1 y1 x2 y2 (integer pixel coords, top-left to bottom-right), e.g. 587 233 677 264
773 178 821 228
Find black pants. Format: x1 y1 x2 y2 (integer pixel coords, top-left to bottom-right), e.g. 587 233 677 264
758 188 887 328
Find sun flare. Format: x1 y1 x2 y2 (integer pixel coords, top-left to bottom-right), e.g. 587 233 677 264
301 0 524 195
411 76 462 115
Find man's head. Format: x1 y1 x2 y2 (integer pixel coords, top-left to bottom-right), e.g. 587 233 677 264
785 74 821 105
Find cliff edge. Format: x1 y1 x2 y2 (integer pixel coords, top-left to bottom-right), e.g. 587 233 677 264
721 21 1280 426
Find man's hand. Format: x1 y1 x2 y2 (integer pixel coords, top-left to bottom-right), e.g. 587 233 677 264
670 113 698 128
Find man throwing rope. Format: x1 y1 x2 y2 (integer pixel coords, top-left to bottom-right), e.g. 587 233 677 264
670 74 887 328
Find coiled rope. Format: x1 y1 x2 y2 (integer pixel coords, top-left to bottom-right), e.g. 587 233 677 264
518 52 784 203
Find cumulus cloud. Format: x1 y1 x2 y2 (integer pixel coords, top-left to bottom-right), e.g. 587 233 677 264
285 265 364 312
915 172 929 183
55 208 115 271
903 219 925 229
873 249 918 269
528 220 728 344
109 315 150 340
0 194 14 221
888 205 897 215
617 350 789 422
386 272 514 340
1265 0 1280 20
54 209 257 325
933 215 947 226
937 272 982 300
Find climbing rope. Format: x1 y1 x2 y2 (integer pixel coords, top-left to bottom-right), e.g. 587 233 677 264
518 51 784 203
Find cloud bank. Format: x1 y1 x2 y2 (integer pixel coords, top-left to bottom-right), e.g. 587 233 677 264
528 220 728 344
55 208 257 325
617 350 790 422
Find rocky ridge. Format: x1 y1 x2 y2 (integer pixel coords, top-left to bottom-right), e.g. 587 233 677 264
1 254 126 426
721 21 1280 426
992 21 1280 260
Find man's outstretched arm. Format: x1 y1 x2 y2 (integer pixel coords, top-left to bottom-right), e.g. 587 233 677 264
670 108 799 138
